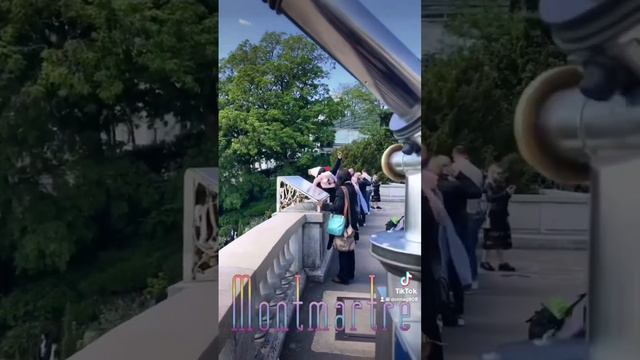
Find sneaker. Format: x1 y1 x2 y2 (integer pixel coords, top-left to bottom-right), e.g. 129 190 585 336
472 280 479 290
498 263 516 272
480 262 495 271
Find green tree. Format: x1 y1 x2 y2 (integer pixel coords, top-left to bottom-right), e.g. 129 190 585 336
334 83 389 130
0 0 215 273
423 2 564 171
0 1 216 357
219 32 343 213
332 126 396 182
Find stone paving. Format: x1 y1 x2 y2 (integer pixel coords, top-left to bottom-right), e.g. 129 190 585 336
279 201 589 360
443 249 588 360
281 201 404 359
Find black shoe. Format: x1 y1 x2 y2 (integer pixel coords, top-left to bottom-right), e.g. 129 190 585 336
480 262 495 271
332 276 348 285
498 263 516 272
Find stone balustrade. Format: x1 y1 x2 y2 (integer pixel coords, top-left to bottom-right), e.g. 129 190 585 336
69 168 220 360
218 206 332 359
380 182 406 202
508 191 590 249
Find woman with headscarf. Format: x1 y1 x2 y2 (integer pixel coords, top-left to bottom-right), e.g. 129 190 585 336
318 168 359 284
312 152 343 203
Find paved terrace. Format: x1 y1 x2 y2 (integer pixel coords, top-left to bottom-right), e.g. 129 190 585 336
281 201 404 359
444 249 588 360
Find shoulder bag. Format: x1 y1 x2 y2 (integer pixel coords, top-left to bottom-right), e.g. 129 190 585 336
333 187 355 252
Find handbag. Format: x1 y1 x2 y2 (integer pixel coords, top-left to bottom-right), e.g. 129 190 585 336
333 187 355 252
327 189 347 236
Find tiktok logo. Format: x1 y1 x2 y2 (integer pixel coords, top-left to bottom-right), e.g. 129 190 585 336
400 272 412 287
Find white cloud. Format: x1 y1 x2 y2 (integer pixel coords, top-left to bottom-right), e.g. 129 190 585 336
238 18 252 26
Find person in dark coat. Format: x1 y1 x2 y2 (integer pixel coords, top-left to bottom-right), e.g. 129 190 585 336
480 164 516 272
371 175 382 209
429 155 481 325
423 154 444 360
434 156 483 242
318 168 359 284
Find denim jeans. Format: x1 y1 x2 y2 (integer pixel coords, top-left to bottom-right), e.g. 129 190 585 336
466 211 485 281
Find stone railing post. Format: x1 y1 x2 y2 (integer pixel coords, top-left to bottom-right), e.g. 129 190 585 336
183 168 219 282
218 213 307 360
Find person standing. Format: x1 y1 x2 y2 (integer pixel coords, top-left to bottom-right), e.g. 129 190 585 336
429 155 478 326
312 152 342 203
452 145 485 290
423 154 444 360
361 169 373 210
480 164 516 272
358 172 372 217
318 169 358 284
351 172 369 227
371 175 382 209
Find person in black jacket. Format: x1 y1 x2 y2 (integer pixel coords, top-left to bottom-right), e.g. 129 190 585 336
423 154 444 360
480 164 516 272
433 155 483 242
318 169 358 284
429 155 481 325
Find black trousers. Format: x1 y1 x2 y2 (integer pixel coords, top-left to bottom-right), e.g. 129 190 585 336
423 315 443 360
423 269 443 360
337 250 355 281
448 261 465 315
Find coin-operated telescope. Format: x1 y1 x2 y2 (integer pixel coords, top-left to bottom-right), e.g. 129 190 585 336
513 1 640 359
261 0 421 358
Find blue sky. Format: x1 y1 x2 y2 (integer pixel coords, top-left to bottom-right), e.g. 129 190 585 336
219 0 421 93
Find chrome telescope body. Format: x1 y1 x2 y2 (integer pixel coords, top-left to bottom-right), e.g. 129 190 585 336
262 1 421 358
262 0 421 143
512 1 640 359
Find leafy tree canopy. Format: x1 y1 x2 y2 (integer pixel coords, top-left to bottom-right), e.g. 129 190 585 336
423 2 564 169
334 83 389 131
219 32 343 212
0 0 216 275
0 1 215 357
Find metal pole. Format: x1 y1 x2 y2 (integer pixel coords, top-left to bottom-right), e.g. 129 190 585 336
515 64 640 360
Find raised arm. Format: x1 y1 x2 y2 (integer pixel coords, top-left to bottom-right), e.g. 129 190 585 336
331 156 342 175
